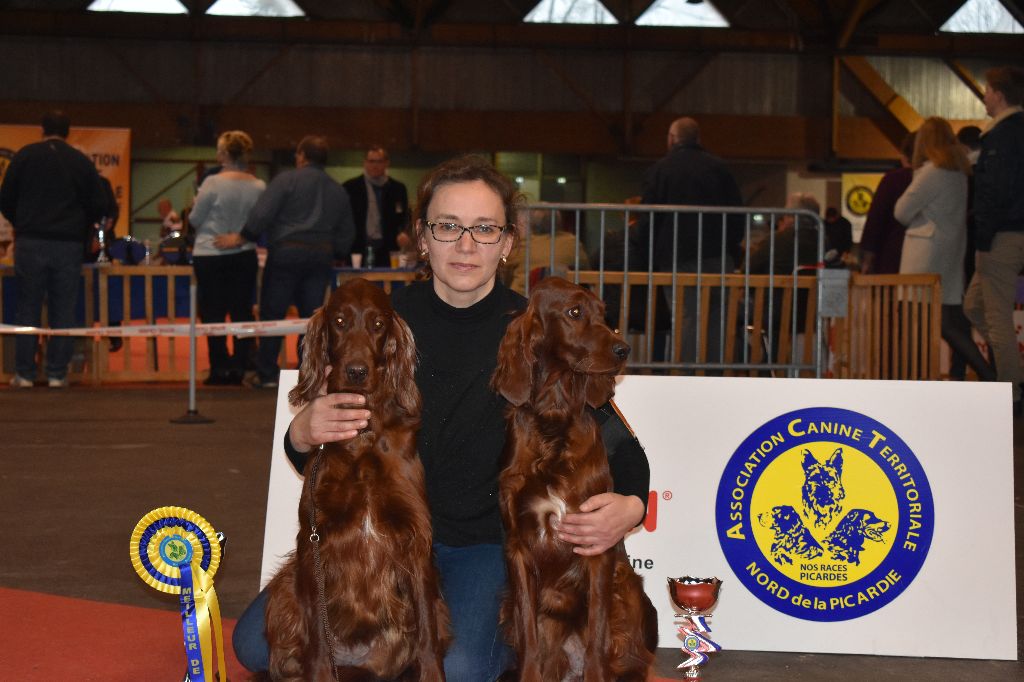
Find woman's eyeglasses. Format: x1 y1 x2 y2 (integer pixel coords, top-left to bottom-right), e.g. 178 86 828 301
426 221 512 245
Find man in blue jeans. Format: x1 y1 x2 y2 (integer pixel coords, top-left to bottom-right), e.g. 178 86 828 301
215 135 355 388
0 110 106 388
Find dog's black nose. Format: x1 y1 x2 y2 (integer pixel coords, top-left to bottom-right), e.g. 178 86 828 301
613 343 630 360
346 363 369 384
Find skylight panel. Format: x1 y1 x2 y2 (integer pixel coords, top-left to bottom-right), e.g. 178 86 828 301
636 0 730 28
524 0 618 25
940 0 1023 34
87 0 187 13
206 0 306 18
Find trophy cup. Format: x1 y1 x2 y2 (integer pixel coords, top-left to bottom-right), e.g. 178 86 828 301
95 217 111 264
668 577 722 680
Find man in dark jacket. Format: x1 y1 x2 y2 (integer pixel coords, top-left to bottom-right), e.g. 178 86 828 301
216 135 356 388
0 110 106 388
342 146 408 267
963 66 1024 412
639 117 744 365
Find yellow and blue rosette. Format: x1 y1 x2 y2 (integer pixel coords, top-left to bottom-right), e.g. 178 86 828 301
130 506 226 682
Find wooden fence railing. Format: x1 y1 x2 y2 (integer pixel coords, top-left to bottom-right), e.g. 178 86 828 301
831 273 943 380
1 267 944 383
93 264 196 382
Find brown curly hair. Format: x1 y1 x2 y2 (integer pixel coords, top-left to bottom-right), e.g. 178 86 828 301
412 155 523 277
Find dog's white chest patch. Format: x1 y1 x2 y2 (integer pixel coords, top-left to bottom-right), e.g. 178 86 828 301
531 487 567 541
362 511 379 540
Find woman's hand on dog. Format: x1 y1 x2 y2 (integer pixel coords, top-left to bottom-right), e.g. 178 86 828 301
289 393 371 452
557 493 646 556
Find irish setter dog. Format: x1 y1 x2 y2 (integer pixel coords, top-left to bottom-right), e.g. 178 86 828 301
492 277 657 682
265 278 449 681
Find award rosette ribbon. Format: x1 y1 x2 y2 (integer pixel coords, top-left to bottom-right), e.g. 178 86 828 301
130 507 226 682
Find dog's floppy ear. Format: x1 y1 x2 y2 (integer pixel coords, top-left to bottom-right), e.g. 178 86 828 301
801 449 816 472
290 306 329 406
383 311 420 417
826 448 843 474
491 307 539 406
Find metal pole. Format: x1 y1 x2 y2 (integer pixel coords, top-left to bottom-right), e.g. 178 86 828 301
171 276 213 424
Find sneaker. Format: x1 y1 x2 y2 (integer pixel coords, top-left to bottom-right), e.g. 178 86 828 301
47 376 69 389
247 376 278 389
9 375 33 389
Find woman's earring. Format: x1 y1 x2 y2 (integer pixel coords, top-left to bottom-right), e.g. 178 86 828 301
420 249 428 259
500 255 508 265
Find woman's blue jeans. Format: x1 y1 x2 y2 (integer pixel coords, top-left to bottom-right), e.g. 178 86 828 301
233 542 513 681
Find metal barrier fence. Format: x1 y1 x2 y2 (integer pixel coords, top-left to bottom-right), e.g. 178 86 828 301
8 204 947 385
505 202 836 377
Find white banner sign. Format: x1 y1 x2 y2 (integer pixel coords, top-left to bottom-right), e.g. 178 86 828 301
261 373 1017 660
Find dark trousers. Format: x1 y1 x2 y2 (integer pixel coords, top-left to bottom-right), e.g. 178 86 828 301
678 257 733 368
233 542 512 680
942 303 996 381
14 238 83 380
193 250 259 377
256 245 333 382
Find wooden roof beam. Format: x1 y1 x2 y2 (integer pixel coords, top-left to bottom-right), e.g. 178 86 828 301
837 0 882 50
0 9 1019 58
945 59 985 102
840 55 923 134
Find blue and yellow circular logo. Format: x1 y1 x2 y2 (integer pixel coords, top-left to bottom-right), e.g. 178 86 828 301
159 534 194 567
715 407 933 621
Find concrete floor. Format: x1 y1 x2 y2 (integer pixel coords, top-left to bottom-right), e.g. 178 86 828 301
1 384 1020 681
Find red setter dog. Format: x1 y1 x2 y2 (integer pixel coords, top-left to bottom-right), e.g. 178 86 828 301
492 277 657 682
265 278 449 681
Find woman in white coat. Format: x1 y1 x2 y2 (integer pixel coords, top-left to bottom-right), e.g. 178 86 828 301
895 116 996 381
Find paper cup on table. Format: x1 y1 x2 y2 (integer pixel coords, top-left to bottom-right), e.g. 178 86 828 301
351 253 363 268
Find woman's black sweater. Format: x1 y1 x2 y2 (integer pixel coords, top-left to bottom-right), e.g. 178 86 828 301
286 280 651 546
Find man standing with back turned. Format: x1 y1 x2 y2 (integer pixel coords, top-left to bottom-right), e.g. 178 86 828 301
1 110 105 388
216 135 355 389
963 67 1024 414
641 116 744 365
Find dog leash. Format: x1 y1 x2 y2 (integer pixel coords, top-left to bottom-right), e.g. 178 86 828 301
307 444 340 681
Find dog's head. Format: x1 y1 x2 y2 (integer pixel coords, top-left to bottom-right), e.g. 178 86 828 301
836 509 890 544
289 278 418 417
492 277 630 410
801 448 846 519
759 504 804 535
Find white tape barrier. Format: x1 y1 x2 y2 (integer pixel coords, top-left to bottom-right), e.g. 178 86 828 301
0 319 309 338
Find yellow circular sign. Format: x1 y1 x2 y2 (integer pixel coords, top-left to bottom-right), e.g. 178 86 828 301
845 186 873 216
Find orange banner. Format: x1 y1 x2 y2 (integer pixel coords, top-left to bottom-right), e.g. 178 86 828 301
0 124 131 237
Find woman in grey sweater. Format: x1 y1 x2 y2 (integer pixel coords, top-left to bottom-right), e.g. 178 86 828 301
189 130 265 385
896 116 995 381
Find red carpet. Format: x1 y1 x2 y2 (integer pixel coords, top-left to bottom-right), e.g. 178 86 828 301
0 587 249 681
0 587 675 680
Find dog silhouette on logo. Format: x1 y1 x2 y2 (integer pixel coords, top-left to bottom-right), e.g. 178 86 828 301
824 509 891 565
801 448 846 529
758 504 824 565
